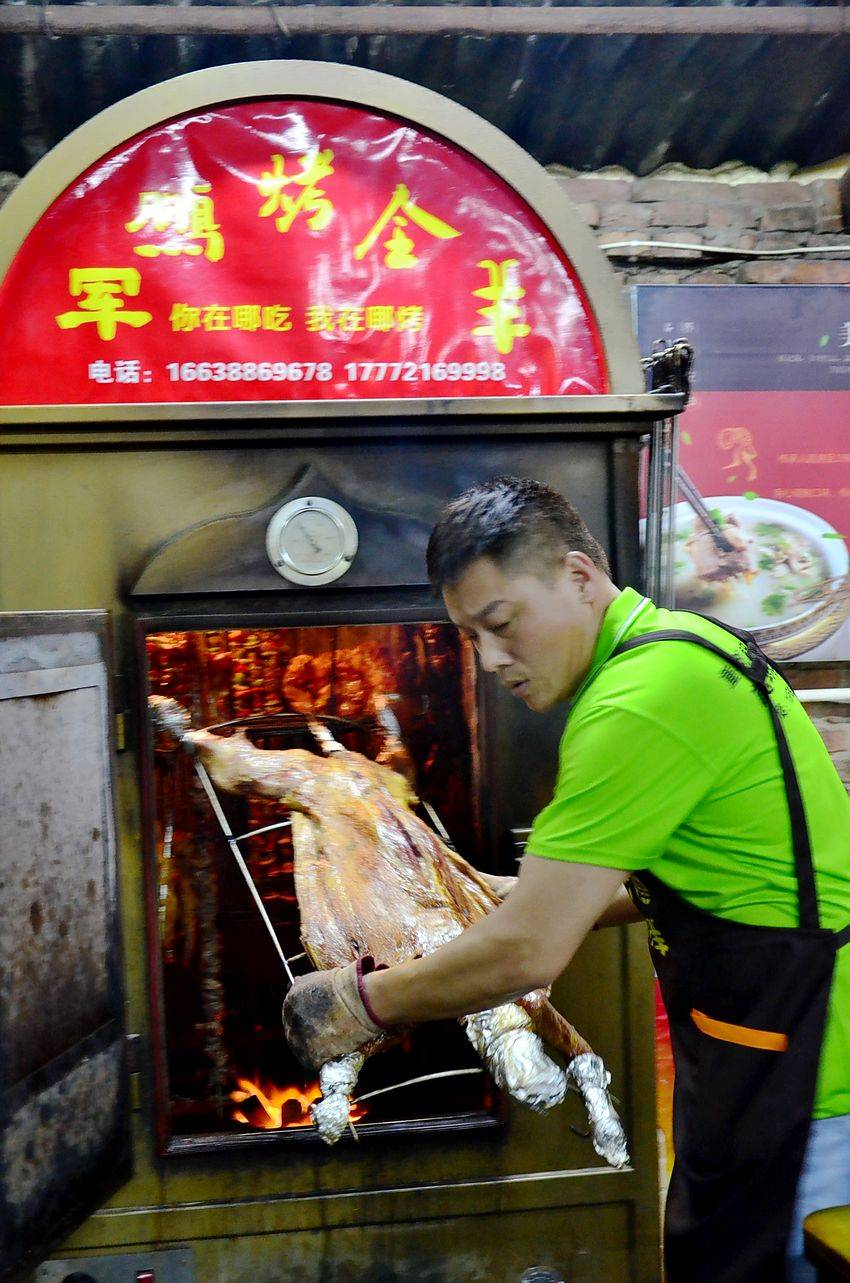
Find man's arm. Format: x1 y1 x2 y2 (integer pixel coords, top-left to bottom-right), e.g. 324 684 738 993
478 866 520 899
364 855 627 1025
482 868 643 928
593 881 644 928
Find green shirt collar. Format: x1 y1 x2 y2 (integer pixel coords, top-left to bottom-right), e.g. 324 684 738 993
574 587 653 699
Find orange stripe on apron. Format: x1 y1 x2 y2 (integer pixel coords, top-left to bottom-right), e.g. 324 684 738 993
691 1007 789 1052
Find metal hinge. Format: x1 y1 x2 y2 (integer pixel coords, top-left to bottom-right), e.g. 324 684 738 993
115 710 127 751
125 1032 142 1072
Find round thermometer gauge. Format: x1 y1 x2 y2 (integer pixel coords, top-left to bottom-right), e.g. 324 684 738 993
265 497 358 586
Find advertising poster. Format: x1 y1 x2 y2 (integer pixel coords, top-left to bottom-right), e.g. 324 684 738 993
634 283 850 1199
635 285 850 664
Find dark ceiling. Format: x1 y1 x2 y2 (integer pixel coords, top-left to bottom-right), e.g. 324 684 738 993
2 0 850 179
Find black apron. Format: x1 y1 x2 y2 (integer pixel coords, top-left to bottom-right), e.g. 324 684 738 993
607 620 850 1282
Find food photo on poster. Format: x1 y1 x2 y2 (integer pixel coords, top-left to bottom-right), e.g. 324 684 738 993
634 283 850 661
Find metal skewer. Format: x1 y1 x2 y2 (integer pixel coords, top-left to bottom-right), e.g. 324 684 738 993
233 819 292 842
353 1067 483 1104
375 701 457 849
420 799 457 852
192 759 296 985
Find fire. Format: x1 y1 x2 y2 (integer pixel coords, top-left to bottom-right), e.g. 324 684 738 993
230 1075 366 1130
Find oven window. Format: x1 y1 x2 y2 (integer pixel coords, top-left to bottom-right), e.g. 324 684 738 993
143 622 499 1152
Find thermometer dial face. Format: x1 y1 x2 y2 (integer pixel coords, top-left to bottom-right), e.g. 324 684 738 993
266 497 358 586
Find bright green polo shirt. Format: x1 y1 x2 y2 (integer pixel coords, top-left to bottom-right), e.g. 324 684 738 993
527 587 850 1119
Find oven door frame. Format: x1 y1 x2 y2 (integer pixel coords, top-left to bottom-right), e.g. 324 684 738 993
134 595 512 1157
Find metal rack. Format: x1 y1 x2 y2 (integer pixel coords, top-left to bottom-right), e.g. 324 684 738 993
167 708 488 1123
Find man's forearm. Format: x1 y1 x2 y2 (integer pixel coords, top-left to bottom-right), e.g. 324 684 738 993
364 858 626 1027
365 909 543 1025
284 859 628 1070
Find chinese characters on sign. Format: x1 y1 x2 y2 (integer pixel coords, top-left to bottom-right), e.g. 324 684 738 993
126 184 224 262
354 183 461 268
170 303 292 333
303 304 424 333
55 268 152 341
88 359 149 385
257 150 336 233
3 99 607 404
62 160 521 348
472 259 532 356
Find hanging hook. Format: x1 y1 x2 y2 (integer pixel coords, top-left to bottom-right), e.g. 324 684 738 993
39 0 58 41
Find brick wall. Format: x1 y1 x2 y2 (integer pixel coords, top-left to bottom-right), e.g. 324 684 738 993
550 168 850 287
800 700 850 792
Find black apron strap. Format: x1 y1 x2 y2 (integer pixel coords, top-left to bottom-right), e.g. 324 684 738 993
614 626 820 931
760 691 820 931
835 923 850 949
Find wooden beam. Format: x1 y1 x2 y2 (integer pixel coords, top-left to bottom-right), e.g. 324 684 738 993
2 5 850 40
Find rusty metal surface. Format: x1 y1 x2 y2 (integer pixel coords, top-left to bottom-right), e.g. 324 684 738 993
0 679 112 1082
0 614 131 1283
1 1 850 178
37 1248 196 1283
1 1041 128 1273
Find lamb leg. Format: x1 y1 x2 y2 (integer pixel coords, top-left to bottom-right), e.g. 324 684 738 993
521 992 628 1167
312 1053 366 1143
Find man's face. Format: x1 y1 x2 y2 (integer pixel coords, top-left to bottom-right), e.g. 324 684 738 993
443 554 606 711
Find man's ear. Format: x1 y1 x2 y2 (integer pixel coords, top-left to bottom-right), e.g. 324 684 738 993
565 550 596 586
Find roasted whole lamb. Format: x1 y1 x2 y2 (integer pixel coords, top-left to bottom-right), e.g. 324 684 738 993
149 695 628 1167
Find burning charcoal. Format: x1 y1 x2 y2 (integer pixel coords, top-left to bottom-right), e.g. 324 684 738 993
239 1094 274 1128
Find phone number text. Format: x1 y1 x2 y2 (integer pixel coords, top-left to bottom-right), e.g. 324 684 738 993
165 360 507 383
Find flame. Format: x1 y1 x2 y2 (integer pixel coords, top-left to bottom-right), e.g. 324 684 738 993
230 1075 366 1130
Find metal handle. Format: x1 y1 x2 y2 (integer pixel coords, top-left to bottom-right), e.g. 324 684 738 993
643 416 679 607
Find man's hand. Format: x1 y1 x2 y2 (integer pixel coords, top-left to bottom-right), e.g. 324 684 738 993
480 871 518 900
282 958 389 1072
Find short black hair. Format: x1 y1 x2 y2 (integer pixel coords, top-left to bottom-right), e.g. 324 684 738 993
426 475 610 593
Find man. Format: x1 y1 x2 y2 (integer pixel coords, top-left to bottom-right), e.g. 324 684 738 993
284 476 850 1282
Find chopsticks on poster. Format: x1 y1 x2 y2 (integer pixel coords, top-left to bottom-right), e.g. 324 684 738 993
676 464 736 553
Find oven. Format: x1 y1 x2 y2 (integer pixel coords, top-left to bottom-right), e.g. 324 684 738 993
129 433 649 1159
0 59 685 1283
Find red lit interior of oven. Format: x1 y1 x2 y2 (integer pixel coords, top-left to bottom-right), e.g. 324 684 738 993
145 623 499 1145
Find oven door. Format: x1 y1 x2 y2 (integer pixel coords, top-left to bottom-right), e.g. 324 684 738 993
0 612 131 1283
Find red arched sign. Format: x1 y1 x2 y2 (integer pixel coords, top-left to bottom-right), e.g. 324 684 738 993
0 100 608 405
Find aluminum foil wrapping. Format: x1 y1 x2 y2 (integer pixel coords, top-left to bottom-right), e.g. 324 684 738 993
148 695 192 741
464 1002 567 1112
568 1052 630 1169
311 1052 365 1144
